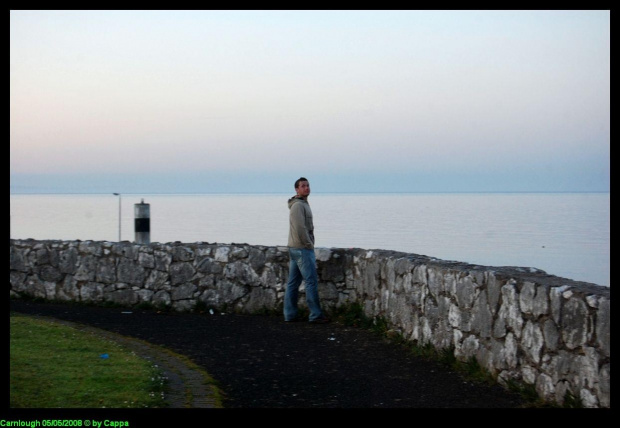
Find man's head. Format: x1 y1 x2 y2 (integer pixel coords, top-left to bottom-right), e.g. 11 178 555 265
294 177 310 198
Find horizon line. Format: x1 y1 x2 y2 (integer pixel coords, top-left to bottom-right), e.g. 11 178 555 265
9 190 611 196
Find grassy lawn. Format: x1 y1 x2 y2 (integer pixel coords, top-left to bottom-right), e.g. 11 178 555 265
10 312 167 408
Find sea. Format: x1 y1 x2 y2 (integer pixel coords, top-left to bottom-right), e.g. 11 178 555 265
9 192 610 288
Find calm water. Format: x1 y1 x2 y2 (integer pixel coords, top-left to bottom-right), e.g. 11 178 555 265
9 193 610 287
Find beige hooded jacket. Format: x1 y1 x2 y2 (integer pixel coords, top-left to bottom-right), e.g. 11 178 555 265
287 196 315 249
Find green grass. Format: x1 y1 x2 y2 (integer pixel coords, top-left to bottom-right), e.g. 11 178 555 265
10 312 167 408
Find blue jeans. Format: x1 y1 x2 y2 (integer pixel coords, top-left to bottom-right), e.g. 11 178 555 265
284 248 324 321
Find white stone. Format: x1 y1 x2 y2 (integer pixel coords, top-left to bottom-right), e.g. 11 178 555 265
580 388 598 408
521 365 538 385
314 247 332 261
214 246 230 262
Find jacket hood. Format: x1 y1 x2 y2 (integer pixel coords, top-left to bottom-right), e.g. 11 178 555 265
288 195 307 209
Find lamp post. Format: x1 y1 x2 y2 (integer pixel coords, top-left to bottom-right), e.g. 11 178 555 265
113 193 121 241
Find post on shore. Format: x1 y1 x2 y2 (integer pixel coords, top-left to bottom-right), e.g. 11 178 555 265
134 199 150 244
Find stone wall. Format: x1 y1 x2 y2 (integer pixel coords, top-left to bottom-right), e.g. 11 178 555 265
9 239 610 408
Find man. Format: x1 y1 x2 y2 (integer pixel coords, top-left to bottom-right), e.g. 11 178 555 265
284 177 329 323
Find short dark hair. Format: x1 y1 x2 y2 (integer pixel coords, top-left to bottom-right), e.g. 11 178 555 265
294 177 308 189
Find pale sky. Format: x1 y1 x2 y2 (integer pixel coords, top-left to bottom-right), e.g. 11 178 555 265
10 10 610 193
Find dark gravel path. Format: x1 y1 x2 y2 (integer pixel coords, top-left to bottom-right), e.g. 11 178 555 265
10 299 526 409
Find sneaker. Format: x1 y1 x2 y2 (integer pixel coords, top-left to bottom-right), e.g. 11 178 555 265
284 317 302 322
309 316 330 324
